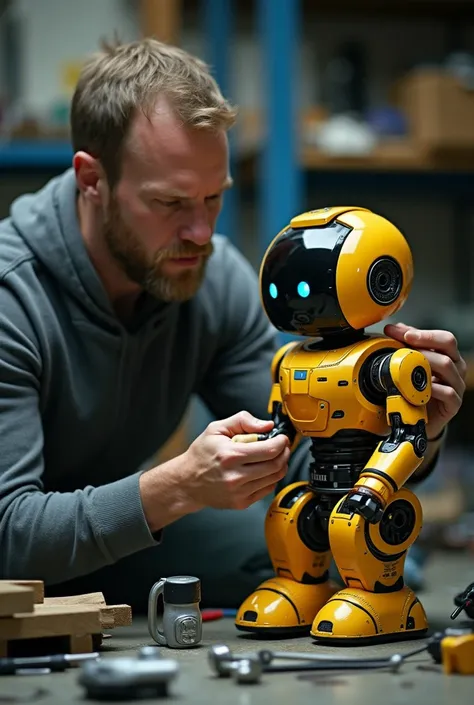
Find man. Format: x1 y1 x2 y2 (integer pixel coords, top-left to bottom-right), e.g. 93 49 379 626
0 38 466 611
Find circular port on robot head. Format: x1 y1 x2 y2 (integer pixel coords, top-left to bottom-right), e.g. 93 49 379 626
367 257 403 306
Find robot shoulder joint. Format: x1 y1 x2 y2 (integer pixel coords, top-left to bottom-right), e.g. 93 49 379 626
386 348 431 405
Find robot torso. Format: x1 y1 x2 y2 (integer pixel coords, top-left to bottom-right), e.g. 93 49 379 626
279 335 404 439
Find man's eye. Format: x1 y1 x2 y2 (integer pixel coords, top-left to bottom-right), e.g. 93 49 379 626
157 199 180 207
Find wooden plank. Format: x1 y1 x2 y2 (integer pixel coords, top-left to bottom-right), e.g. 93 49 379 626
6 580 44 603
39 603 114 630
0 583 35 617
43 592 105 606
43 594 132 628
0 604 102 641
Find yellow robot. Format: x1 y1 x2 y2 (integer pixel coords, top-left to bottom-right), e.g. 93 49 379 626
234 206 431 645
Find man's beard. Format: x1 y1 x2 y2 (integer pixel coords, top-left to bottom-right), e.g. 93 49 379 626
103 198 214 302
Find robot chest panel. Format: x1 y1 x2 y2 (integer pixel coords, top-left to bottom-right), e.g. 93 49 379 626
279 348 383 435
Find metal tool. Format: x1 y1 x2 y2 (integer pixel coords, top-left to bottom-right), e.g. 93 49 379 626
207 646 262 684
0 651 99 676
207 642 429 680
77 647 179 700
451 581 474 620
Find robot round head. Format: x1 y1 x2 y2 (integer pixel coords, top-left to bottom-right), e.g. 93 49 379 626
259 206 413 337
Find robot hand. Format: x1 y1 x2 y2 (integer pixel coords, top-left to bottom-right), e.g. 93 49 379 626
346 488 385 524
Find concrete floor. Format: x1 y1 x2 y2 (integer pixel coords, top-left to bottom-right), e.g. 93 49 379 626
3 550 474 704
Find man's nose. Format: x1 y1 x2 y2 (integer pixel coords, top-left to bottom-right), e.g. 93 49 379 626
179 207 213 246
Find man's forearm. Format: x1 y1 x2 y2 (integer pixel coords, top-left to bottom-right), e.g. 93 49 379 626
0 459 194 584
139 452 201 533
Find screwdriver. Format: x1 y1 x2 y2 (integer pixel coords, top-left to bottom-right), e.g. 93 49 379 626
0 651 99 675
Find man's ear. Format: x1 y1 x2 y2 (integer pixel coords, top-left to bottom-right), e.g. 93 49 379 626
73 151 107 206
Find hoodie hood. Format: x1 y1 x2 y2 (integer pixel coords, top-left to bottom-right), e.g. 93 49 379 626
10 169 116 322
8 168 172 331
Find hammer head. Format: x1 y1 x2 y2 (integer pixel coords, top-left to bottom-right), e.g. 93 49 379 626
208 645 234 676
233 657 262 684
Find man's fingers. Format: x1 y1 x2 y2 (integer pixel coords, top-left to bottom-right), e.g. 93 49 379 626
210 410 274 437
423 350 466 397
385 323 461 361
384 322 410 337
431 382 463 418
405 328 461 360
241 464 288 496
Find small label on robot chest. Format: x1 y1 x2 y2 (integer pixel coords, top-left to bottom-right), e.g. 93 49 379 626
294 370 307 380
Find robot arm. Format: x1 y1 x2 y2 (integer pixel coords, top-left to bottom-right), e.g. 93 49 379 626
347 348 431 523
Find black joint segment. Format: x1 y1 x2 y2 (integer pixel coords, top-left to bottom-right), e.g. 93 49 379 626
380 354 398 396
347 492 384 522
359 349 395 405
381 413 428 458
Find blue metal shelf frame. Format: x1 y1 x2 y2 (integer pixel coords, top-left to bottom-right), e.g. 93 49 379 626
0 140 72 170
202 0 238 246
257 0 303 255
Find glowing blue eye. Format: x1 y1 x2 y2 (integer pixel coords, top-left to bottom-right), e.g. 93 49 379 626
269 283 278 299
297 281 310 298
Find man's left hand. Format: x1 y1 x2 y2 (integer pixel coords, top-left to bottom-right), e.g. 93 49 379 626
384 322 467 440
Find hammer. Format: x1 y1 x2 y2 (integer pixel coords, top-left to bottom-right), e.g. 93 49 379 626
208 645 262 684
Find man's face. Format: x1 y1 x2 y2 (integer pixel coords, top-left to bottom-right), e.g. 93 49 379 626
101 99 232 302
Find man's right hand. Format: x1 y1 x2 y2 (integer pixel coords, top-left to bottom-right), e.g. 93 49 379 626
139 411 290 533
182 410 290 511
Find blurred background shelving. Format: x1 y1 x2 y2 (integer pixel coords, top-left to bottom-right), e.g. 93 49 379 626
1 0 474 460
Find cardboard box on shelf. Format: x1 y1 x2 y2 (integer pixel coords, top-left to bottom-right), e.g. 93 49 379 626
395 68 474 157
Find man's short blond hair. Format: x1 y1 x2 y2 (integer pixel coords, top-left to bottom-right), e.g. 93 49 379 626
70 36 238 185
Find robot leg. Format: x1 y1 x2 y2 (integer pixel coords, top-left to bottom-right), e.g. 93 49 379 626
235 482 339 636
311 486 428 644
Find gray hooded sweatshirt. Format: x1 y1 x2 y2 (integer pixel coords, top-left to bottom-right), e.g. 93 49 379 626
0 169 278 584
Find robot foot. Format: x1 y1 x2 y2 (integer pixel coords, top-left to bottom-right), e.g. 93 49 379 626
310 585 428 645
235 576 339 637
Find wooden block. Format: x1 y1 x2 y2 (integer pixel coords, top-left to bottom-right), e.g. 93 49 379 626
0 583 35 617
44 594 132 628
0 604 102 641
43 592 106 606
38 603 114 631
101 604 132 627
6 580 44 603
69 633 94 654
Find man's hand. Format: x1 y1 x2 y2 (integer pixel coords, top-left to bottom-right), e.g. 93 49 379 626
139 411 290 533
384 322 467 440
181 411 290 511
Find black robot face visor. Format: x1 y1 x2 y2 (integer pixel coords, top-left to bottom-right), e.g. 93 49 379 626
260 222 353 337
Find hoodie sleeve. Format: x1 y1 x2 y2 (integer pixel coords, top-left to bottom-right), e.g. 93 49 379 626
0 285 158 584
197 240 280 421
